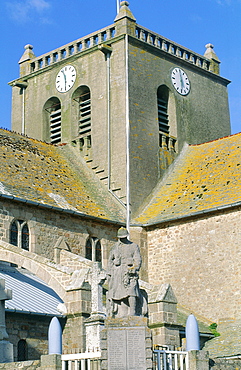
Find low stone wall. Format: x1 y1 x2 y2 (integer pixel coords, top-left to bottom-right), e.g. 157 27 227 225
0 360 40 369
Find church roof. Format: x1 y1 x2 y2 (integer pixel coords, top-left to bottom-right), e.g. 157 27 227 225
134 133 241 225
0 264 64 317
0 129 125 223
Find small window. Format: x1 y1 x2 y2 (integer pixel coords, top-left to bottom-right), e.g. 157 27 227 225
85 237 102 262
18 339 28 361
10 220 29 251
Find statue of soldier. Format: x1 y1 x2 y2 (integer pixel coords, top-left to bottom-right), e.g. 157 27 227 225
106 227 142 317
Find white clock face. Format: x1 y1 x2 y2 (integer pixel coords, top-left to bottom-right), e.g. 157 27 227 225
56 65 76 93
171 68 190 95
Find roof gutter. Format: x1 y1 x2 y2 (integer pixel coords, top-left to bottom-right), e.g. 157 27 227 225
6 308 65 318
132 200 241 228
0 193 124 226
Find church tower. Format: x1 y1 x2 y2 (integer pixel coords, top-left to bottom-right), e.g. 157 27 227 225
9 1 230 216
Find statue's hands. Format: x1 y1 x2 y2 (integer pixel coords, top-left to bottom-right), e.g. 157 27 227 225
127 265 136 275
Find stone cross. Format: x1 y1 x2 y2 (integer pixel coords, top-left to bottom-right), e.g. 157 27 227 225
89 262 106 315
0 279 12 340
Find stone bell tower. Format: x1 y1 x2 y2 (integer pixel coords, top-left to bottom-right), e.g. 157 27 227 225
9 1 230 216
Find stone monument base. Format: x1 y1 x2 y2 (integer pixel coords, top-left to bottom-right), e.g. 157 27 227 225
0 340 13 363
100 317 152 370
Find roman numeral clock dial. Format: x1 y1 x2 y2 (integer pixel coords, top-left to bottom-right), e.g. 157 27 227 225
55 65 76 93
171 67 190 95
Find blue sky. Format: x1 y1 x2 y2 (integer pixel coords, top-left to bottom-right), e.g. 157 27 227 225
1 0 241 134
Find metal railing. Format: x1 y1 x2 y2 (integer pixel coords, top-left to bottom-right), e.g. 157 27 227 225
153 349 189 370
61 352 101 370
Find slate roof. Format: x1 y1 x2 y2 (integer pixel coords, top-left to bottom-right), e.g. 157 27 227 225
0 264 64 316
134 133 241 225
0 129 125 223
203 320 241 357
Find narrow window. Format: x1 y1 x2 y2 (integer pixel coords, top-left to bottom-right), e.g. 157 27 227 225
21 224 30 251
85 238 92 261
10 220 29 251
10 221 18 246
18 339 28 361
95 240 102 263
85 237 102 262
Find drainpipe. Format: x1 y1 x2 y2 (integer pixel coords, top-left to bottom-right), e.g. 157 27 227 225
116 0 120 14
125 34 130 233
99 45 126 209
12 81 28 134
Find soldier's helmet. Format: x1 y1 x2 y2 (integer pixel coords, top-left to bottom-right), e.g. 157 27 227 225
117 227 129 238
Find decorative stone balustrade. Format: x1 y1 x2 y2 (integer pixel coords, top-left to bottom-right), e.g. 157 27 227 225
135 25 211 72
28 22 211 74
160 132 177 152
29 24 117 73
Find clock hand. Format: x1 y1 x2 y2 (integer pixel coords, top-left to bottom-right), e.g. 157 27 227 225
179 70 184 89
61 70 67 90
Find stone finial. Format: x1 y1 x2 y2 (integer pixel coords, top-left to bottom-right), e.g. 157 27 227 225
114 0 136 22
18 44 36 77
204 43 220 75
19 44 35 64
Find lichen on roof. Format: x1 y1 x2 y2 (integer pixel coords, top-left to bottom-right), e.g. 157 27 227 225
0 129 125 222
134 133 241 225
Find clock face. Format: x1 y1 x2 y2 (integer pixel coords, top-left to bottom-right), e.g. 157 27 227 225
171 68 190 95
56 65 76 93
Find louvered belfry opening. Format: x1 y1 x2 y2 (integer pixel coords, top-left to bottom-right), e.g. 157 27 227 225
157 85 169 136
50 102 61 144
79 90 91 139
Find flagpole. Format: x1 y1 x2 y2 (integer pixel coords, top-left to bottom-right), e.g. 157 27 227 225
117 0 120 14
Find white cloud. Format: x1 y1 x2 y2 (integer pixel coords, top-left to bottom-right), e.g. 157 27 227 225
29 0 50 11
6 0 51 23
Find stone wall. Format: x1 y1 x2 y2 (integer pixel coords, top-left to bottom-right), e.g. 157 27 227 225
6 313 55 362
0 198 118 269
0 360 40 369
147 207 241 322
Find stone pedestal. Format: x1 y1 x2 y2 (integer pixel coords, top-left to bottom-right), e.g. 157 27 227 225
85 314 105 352
0 340 13 363
100 317 152 370
189 350 209 370
40 354 62 370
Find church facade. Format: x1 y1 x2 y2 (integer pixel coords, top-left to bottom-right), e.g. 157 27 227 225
1 0 240 363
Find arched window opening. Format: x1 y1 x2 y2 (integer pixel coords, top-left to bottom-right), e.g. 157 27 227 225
10 220 29 251
10 221 18 246
18 339 28 361
157 85 169 137
79 90 91 139
22 223 30 251
85 238 92 261
43 97 62 144
85 237 102 263
72 86 91 154
95 240 102 263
